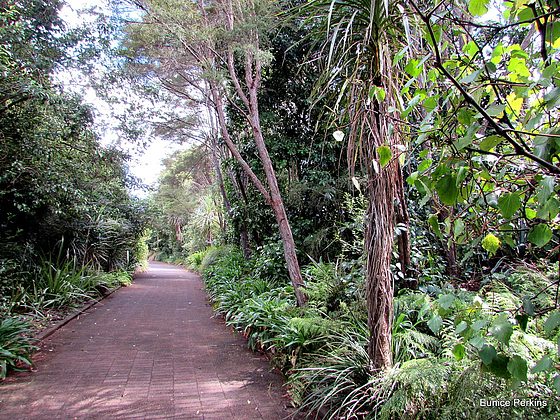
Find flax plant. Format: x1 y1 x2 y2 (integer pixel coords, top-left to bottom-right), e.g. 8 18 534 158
301 0 413 369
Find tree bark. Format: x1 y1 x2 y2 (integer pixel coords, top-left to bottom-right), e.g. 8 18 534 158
438 206 459 278
364 137 397 370
209 49 307 305
247 83 307 306
359 40 400 370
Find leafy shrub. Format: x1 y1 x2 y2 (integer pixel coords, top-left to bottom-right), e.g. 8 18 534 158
251 240 290 286
198 245 236 274
289 320 373 417
0 315 36 379
303 258 362 314
33 255 90 308
186 250 207 271
200 245 560 418
227 292 294 351
133 231 150 271
202 246 332 369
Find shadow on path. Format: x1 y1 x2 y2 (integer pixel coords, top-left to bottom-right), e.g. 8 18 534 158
0 262 297 419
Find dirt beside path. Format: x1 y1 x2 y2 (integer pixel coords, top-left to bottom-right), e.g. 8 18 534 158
0 262 297 419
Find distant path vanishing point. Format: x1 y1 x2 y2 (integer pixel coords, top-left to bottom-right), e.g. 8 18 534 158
0 261 296 419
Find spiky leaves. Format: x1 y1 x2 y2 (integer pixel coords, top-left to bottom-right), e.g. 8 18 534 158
303 0 407 369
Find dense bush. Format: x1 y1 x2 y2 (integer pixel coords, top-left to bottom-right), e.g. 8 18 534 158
198 246 560 419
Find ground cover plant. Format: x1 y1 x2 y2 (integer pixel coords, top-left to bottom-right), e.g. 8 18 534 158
196 248 560 419
0 316 36 380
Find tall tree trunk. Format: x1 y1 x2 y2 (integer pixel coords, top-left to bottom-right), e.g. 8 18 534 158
360 40 401 370
247 83 307 306
174 219 184 243
364 125 397 370
210 77 307 305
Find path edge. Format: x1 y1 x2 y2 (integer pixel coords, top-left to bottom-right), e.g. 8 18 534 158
34 287 120 342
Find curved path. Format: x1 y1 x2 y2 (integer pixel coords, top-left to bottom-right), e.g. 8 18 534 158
0 262 296 419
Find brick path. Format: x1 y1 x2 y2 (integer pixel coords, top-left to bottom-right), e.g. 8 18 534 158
0 262 297 419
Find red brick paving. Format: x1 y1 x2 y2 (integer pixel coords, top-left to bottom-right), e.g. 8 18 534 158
0 262 297 419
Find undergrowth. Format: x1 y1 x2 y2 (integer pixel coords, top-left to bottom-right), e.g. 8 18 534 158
0 315 37 379
196 247 560 419
1 254 134 379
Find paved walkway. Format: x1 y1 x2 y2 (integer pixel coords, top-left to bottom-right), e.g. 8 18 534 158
0 262 297 419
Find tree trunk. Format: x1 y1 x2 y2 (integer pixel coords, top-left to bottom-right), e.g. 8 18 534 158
439 206 459 278
209 66 307 305
361 42 400 369
365 149 397 370
247 77 307 307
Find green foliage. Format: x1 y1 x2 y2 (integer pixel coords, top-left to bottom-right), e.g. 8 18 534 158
198 245 237 275
0 315 37 379
148 147 217 260
133 231 150 271
186 250 207 271
250 241 290 286
403 0 560 263
34 253 90 309
0 0 148 308
303 258 363 314
196 240 560 418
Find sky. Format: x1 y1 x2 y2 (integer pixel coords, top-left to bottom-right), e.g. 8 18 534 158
60 0 188 194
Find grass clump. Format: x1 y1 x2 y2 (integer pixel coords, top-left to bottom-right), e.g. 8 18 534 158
0 315 37 379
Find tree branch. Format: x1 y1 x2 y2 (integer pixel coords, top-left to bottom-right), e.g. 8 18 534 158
410 0 560 176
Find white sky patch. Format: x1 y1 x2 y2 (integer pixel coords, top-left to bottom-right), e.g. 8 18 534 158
60 0 190 195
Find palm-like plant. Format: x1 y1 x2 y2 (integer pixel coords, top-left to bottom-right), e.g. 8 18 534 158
303 0 410 369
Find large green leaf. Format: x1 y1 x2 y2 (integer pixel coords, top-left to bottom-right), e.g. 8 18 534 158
554 375 560 394
528 224 553 247
485 104 506 116
405 59 422 77
438 293 455 310
479 135 502 151
452 343 465 361
489 318 513 345
544 311 560 333
531 355 552 374
507 57 531 78
468 0 489 16
481 233 501 255
507 355 528 382
479 344 497 365
498 192 521 219
435 175 458 205
536 198 560 221
544 87 560 109
428 215 442 239
537 176 556 203
485 354 511 379
428 315 443 334
469 335 486 350
377 146 391 167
